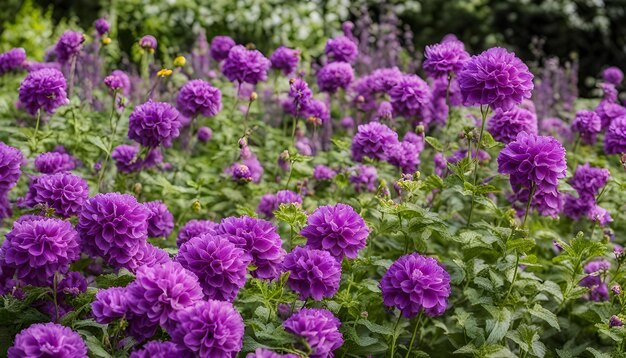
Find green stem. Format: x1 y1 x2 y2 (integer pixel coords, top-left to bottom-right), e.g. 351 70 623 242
68 55 77 99
466 105 489 226
522 184 536 228
503 251 520 304
445 73 453 129
405 311 423 358
30 109 42 152
243 98 253 137
389 314 402 358
98 92 122 191
52 272 59 322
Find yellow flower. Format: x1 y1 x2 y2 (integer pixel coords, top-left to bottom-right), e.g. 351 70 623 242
173 56 186 67
102 37 112 45
157 68 173 77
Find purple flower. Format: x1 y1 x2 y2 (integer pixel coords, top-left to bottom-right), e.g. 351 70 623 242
351 122 399 162
8 323 87 358
603 67 623 85
3 218 80 286
283 308 344 358
246 348 299 358
176 79 222 118
127 313 159 342
0 48 26 75
423 40 469 78
123 243 171 273
434 153 447 176
569 163 610 199
604 116 626 155
540 117 573 143
283 246 341 300
197 126 212 142
217 216 286 280
34 152 75 174
257 194 278 217
112 144 142 173
94 18 110 36
127 261 204 326
232 163 253 183
18 68 69 115
498 132 567 217
350 165 377 192
106 70 131 96
487 107 538 144
380 253 451 317
572 110 602 144
373 101 394 121
389 74 431 118
596 103 626 129
563 195 594 221
168 300 244 357
92 287 128 324
302 203 368 261
58 271 87 296
276 190 303 206
130 341 191 358
55 31 85 64
31 172 89 218
176 219 218 248
144 200 174 238
128 101 182 148
458 47 534 111
588 205 613 226
303 99 330 124
610 315 624 328
387 139 422 174
584 259 610 274
325 35 357 63
270 46 300 75
0 142 23 193
177 233 250 301
317 62 354 93
288 78 312 114
139 35 157 51
210 36 236 62
313 165 336 181
580 274 609 302
222 45 270 85
78 193 150 268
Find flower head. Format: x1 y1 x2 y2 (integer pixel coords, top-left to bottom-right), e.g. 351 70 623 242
3 218 80 286
8 323 87 358
34 152 75 174
288 78 312 114
270 46 300 75
177 233 250 301
144 200 174 238
58 271 87 296
283 246 341 300
92 287 128 324
488 107 538 144
317 62 354 93
0 142 23 193
302 203 368 260
31 172 89 218
78 193 150 267
389 74 431 118
603 67 623 85
0 48 26 75
387 139 422 174
350 165 377 192
112 144 143 173
604 116 626 155
123 243 171 273
129 341 191 358
127 261 204 326
222 45 270 85
423 40 469 78
217 216 286 280
94 18 110 36
283 308 344 358
55 31 85 64
458 47 534 110
572 110 602 145
303 99 330 124
569 163 610 199
325 35 357 63
176 79 222 118
246 348 299 358
168 300 244 357
596 102 626 129
19 68 69 115
197 126 212 143
176 219 218 248
139 35 157 51
381 253 451 317
351 122 399 162
210 36 236 62
107 70 131 96
128 101 182 147
313 165 336 181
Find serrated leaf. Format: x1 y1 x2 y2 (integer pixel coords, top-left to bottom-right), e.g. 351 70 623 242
88 136 110 155
586 347 612 358
425 136 444 151
486 307 512 343
357 319 393 335
529 303 560 330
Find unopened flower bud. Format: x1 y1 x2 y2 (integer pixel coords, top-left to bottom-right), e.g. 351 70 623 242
102 37 112 45
157 68 173 77
612 285 621 295
192 199 201 213
250 92 258 102
173 56 186 67
415 125 424 134
610 315 624 327
133 182 142 195
356 95 365 103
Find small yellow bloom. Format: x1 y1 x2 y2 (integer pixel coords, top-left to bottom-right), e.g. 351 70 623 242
102 37 112 45
173 56 186 67
157 68 173 77
250 92 258 102
192 199 201 213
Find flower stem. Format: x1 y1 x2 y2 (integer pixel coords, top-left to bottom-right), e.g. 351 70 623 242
98 91 122 191
389 314 402 358
466 105 490 225
52 272 59 322
405 311 423 358
30 109 42 152
503 251 520 304
445 72 453 129
522 184 536 228
68 55 77 99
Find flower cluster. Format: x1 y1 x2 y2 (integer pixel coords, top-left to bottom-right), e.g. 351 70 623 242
34 151 76 174
222 45 271 85
488 107 538 144
283 246 341 300
256 190 302 217
283 308 344 357
564 163 611 225
351 122 399 162
572 110 602 145
0 48 26 75
30 172 89 218
270 46 300 75
176 79 222 118
8 323 87 358
423 39 469 78
128 101 182 148
19 68 69 115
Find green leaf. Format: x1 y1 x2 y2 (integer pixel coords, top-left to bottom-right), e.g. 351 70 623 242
425 136 444 151
80 331 112 358
529 303 560 330
506 238 535 253
485 306 512 343
357 319 393 335
274 203 308 229
586 347 612 358
87 136 110 155
95 271 135 289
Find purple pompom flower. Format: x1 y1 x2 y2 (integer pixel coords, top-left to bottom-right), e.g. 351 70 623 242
112 144 142 173
604 116 626 155
129 341 191 358
94 18 110 36
351 122 399 162
127 261 204 326
350 165 377 192
217 216 286 280
288 78 312 114
317 62 354 93
282 246 341 300
222 45 271 85
596 102 626 129
144 200 174 238
313 165 336 181
572 110 602 145
106 70 131 96
458 47 534 111
197 126 212 143
380 253 451 317
0 142 23 193
176 219 218 248
55 31 85 64
123 243 171 273
58 271 87 296
210 36 236 62
283 308 344 358
31 172 88 218
34 152 75 174
303 99 330 124
139 35 157 51
569 163 610 199
78 193 150 267
127 313 159 342
301 203 369 261
232 163 253 183
176 79 222 118
487 107 538 144
177 233 250 301
389 74 431 119
423 40 469 78
18 68 69 115
603 67 623 85
0 48 26 75
92 287 128 324
128 100 182 148
270 46 300 75
3 218 81 286
168 300 244 357
325 35 357 63
8 323 87 358
257 194 278 218
387 140 422 174
246 348 299 358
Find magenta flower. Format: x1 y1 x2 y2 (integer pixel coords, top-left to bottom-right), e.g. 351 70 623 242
572 110 602 145
283 308 344 358
210 35 236 62
603 67 623 85
246 348 299 358
128 101 182 148
123 243 171 273
313 165 336 181
34 152 75 174
389 74 431 118
18 68 69 115
92 287 128 324
351 122 399 162
144 200 174 238
111 144 142 173
176 219 218 248
325 35 357 63
317 62 354 93
350 165 377 192
31 172 89 218
94 18 110 36
222 45 270 85
129 341 191 358
487 107 538 144
139 35 157 51
55 31 85 64
8 323 87 358
604 116 626 155
283 246 341 300
0 48 26 75
176 79 222 118
423 40 469 78
270 46 300 75
0 142 23 194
